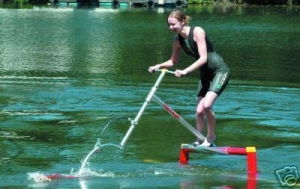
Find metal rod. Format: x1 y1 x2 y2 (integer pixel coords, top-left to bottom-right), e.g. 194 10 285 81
120 70 167 148
152 95 206 141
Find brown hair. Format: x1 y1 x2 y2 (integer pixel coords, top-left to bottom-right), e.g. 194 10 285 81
169 9 191 25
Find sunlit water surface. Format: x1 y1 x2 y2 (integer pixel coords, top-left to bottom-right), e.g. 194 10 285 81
0 5 299 188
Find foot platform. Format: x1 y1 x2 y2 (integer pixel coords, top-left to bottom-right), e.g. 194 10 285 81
179 144 258 174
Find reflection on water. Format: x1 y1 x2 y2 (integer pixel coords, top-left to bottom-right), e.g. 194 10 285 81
1 6 299 83
0 4 300 188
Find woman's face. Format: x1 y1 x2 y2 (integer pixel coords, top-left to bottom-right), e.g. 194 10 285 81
167 17 184 33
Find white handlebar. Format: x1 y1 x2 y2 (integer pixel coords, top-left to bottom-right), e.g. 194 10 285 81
155 69 175 75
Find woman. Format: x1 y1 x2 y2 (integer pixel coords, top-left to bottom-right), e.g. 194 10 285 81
148 9 230 147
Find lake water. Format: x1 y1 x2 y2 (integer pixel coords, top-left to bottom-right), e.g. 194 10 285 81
0 4 300 188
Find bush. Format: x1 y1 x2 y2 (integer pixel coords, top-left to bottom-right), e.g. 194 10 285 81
187 0 213 4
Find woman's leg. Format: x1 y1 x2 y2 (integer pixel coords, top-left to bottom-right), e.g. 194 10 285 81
196 97 205 142
201 71 230 144
196 91 218 144
202 91 218 143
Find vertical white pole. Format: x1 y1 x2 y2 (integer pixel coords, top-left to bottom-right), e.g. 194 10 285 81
120 70 167 148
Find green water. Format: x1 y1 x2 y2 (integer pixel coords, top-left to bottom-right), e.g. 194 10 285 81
0 5 300 188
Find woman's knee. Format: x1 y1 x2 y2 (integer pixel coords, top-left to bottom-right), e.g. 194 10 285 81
202 102 212 112
196 105 205 117
196 100 212 115
196 109 204 117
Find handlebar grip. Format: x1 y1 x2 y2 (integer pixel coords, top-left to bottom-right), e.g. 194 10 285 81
155 69 175 75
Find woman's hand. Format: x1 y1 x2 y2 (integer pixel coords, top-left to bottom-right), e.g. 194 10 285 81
175 69 188 77
148 65 160 73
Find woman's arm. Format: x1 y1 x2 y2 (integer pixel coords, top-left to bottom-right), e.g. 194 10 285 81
148 39 181 72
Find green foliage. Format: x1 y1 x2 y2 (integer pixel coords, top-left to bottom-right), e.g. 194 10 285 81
187 0 213 4
14 0 28 4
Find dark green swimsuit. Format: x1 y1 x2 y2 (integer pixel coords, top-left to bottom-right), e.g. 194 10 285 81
178 27 230 97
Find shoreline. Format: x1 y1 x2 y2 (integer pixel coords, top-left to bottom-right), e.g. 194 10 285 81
188 0 300 6
0 0 300 8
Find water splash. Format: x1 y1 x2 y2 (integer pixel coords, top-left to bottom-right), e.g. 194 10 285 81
98 116 127 138
27 168 117 183
77 139 122 175
28 116 127 183
77 117 125 176
78 139 101 175
27 172 52 183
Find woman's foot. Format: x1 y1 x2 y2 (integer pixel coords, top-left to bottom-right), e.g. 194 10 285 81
199 138 216 147
206 134 216 144
192 141 201 146
192 138 216 147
